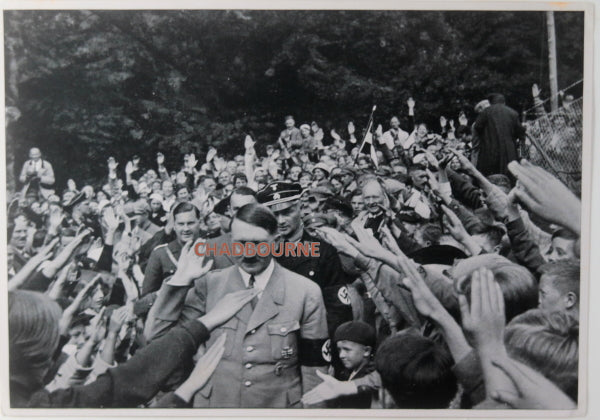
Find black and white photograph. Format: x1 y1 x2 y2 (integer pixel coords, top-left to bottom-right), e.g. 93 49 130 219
2 4 593 415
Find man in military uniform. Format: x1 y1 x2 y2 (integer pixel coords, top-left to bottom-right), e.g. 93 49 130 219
146 203 329 408
138 202 201 315
256 181 353 338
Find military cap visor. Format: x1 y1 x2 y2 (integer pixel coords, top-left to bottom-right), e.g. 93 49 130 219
257 182 303 212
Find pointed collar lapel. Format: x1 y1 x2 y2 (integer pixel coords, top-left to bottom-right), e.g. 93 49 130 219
224 266 253 321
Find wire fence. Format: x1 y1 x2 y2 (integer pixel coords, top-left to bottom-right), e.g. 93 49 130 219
521 96 583 194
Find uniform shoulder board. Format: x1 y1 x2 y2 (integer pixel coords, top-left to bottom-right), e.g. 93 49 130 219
153 243 168 251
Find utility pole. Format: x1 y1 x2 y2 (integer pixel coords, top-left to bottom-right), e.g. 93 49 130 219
547 11 559 112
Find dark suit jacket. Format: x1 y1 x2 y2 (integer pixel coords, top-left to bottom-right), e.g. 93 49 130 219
473 103 525 176
276 231 354 337
14 320 209 408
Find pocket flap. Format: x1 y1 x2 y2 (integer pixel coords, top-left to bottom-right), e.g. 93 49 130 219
267 320 300 336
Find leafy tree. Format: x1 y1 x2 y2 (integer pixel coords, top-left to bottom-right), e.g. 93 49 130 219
4 10 584 192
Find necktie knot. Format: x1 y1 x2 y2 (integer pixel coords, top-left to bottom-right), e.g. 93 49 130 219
248 275 258 310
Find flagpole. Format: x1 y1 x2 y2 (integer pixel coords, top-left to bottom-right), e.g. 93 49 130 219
353 105 377 167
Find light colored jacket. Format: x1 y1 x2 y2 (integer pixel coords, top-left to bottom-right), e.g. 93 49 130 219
19 159 55 198
146 261 329 408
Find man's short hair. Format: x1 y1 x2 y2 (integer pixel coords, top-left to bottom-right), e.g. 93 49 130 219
233 173 248 183
232 186 257 198
299 171 312 180
375 330 457 408
172 202 200 219
198 175 215 184
453 254 538 321
408 164 427 173
505 309 579 400
350 189 363 198
488 93 506 104
539 259 580 299
175 184 189 194
234 203 277 235
284 115 294 121
476 225 505 248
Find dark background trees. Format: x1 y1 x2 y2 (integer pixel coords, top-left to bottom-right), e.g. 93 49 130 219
4 10 584 191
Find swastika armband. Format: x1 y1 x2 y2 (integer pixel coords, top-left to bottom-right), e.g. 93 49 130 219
298 337 330 366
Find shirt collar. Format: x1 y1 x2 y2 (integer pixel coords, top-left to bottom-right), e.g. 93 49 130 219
238 258 275 292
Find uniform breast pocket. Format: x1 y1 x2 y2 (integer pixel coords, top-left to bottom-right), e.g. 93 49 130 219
267 320 300 361
217 317 238 358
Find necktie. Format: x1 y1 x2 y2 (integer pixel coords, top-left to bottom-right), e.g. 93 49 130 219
248 275 258 309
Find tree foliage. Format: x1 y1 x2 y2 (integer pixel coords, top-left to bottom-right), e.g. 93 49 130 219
4 10 584 190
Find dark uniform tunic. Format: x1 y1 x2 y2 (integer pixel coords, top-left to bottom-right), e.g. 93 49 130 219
135 239 182 316
276 231 353 337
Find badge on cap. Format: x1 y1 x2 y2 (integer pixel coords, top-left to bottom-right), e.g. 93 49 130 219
337 286 351 305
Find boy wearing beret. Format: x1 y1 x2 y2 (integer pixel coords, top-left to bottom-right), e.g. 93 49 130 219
302 321 381 408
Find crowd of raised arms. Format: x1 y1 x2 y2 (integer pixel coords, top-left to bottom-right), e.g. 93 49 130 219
8 93 581 410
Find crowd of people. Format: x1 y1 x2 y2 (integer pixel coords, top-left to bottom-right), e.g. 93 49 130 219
8 94 582 410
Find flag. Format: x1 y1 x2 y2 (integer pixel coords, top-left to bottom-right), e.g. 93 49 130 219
358 121 379 169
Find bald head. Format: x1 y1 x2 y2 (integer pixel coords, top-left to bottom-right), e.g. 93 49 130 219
362 180 386 215
29 148 41 161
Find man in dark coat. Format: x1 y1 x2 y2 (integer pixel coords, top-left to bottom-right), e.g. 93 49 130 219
473 93 525 177
257 181 354 338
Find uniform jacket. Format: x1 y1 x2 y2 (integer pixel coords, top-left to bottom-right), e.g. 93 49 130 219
147 262 329 408
275 231 353 337
200 231 353 337
135 239 182 317
141 240 182 296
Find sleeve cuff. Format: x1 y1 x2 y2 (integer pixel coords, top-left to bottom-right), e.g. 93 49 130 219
181 319 211 347
354 253 371 271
